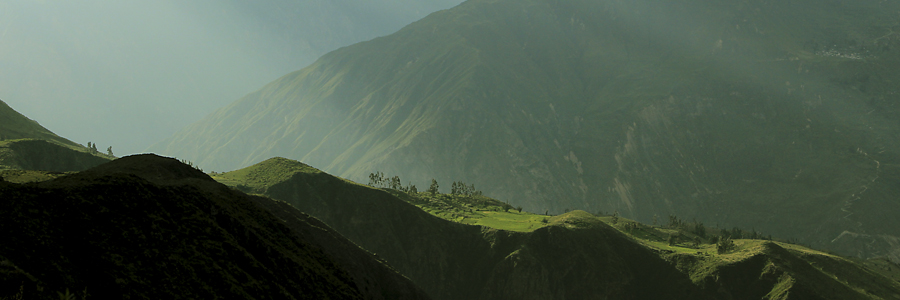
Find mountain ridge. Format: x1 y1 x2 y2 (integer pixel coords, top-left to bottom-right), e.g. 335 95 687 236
150 0 900 258
0 154 430 299
0 99 82 149
0 99 112 172
213 156 900 300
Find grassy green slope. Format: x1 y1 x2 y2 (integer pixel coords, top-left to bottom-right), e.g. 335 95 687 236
216 158 703 299
0 139 111 172
0 99 81 149
0 99 111 171
217 157 900 300
153 0 900 258
0 154 430 299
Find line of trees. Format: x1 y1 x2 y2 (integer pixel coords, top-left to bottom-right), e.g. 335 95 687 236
662 214 774 253
368 172 418 194
179 159 203 172
450 181 481 197
367 172 483 197
86 142 114 157
666 214 770 241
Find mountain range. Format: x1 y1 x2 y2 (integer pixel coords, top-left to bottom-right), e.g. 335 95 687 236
149 0 900 259
4 154 899 299
2 98 899 298
4 0 900 291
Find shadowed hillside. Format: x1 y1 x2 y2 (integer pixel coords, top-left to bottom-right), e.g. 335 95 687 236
0 155 429 299
0 139 110 172
216 157 900 300
217 160 704 299
0 99 111 172
150 0 900 259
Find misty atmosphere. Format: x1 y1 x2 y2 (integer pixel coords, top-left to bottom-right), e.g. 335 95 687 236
0 0 462 155
2 0 900 298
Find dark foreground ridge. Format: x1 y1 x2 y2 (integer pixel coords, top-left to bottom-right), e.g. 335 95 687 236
0 154 429 299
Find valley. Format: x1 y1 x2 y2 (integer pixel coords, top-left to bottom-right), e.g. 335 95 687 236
148 0 900 259
3 0 900 298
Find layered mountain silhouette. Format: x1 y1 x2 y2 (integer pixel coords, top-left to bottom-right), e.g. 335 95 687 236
0 155 430 299
150 0 900 258
213 157 900 300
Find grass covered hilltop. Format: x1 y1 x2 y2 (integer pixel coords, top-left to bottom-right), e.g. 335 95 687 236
212 157 900 300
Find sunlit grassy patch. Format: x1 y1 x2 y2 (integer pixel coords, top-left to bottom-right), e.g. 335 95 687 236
0 169 69 183
212 157 321 191
473 211 550 232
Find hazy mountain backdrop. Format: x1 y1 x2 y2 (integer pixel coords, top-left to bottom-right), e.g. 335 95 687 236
150 0 900 259
0 0 463 155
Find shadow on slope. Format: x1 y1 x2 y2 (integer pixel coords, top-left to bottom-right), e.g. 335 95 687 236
0 154 429 299
222 158 705 300
0 139 111 172
222 157 900 300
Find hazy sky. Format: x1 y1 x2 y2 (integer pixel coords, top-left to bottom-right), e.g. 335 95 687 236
0 0 461 156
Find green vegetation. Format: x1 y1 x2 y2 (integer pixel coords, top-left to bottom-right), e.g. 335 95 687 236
211 157 322 193
0 139 111 172
0 170 69 183
0 99 83 150
148 0 900 260
386 189 551 232
0 154 428 299
208 156 900 299
392 179 900 298
0 100 113 173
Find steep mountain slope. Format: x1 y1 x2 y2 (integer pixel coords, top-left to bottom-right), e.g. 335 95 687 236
0 99 81 148
0 0 463 154
0 155 430 299
215 157 900 300
151 0 900 258
0 139 110 172
0 99 111 171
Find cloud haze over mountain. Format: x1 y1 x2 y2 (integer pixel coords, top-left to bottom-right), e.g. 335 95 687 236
0 0 462 155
